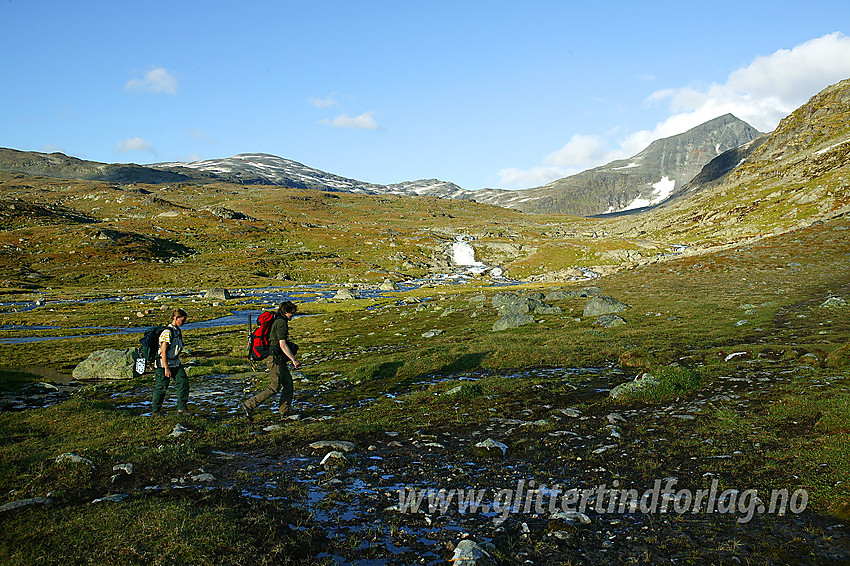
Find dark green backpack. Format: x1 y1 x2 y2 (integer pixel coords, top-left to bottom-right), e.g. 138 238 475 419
136 326 173 373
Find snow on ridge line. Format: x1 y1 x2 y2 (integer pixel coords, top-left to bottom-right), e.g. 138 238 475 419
612 162 640 170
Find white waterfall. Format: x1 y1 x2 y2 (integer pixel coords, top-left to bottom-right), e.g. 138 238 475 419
450 236 484 267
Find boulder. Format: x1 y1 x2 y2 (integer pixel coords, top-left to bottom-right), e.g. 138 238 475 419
379 279 400 291
544 290 581 301
204 288 231 300
73 349 138 380
450 540 496 566
333 288 359 300
492 314 536 331
492 292 560 316
492 292 530 315
583 295 629 317
473 438 508 458
594 314 627 327
609 372 660 400
821 296 847 308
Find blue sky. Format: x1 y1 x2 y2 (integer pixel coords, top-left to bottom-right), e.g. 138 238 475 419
2 1 850 190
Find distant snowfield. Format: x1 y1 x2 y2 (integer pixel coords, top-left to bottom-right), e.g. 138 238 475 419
620 176 676 212
612 162 640 170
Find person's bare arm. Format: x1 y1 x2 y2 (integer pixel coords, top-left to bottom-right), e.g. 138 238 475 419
160 342 172 377
279 339 300 368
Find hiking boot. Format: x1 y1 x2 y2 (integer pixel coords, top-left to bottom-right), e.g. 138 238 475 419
278 403 292 416
240 403 254 422
151 408 165 417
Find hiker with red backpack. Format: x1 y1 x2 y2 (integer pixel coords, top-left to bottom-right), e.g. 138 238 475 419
240 301 300 421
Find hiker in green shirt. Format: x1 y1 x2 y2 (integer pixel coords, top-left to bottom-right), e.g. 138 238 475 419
151 308 189 415
240 301 300 421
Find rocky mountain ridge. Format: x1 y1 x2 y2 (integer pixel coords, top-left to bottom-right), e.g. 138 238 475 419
0 115 762 216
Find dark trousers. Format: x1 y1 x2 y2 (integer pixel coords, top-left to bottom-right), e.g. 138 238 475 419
244 356 293 414
152 365 189 411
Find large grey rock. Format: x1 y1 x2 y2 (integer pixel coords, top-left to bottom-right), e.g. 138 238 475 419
492 292 559 316
450 540 496 566
333 288 359 300
73 349 137 380
492 292 530 315
583 295 629 317
492 314 536 331
609 372 660 400
379 279 400 291
204 288 231 300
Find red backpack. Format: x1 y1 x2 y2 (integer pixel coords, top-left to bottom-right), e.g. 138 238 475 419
247 311 278 361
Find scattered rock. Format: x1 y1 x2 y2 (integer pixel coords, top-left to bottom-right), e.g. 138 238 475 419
92 494 129 504
204 288 231 300
583 295 629 317
169 424 191 438
379 279 399 291
473 438 508 458
333 288 359 300
421 329 444 338
309 440 356 453
55 452 95 469
112 463 134 475
821 296 847 308
0 497 52 513
320 451 348 468
556 408 581 418
593 313 627 327
551 510 592 524
191 473 215 483
492 314 536 331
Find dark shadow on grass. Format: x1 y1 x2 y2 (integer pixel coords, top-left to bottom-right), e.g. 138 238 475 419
368 361 404 381
437 352 490 374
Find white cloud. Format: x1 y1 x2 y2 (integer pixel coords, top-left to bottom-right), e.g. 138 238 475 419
309 95 339 109
114 137 156 154
545 134 624 168
498 166 573 189
327 111 381 130
125 67 179 94
646 32 850 134
498 32 850 190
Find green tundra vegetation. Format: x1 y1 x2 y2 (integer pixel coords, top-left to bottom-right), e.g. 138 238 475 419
0 82 849 564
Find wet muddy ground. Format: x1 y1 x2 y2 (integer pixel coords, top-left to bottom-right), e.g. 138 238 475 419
7 364 850 565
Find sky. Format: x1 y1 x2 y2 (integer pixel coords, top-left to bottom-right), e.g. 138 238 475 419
2 1 850 191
